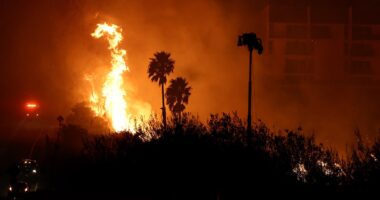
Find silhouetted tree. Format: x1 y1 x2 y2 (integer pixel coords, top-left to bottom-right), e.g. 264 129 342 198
148 51 175 128
165 77 191 122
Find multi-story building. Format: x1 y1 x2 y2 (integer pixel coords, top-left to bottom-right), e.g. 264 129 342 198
264 0 380 85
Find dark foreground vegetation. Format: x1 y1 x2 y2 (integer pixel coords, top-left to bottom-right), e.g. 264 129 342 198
32 113 380 199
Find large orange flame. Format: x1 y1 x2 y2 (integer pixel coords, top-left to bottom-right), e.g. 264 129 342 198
88 22 141 132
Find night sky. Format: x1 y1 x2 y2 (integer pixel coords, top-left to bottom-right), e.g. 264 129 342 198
1 0 380 153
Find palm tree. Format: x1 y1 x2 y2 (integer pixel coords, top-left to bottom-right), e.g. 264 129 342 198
166 77 191 122
148 51 175 128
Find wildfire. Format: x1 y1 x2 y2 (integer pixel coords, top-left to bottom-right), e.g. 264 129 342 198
88 22 145 132
85 74 104 117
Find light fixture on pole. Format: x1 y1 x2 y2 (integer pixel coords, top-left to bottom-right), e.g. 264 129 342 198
237 33 263 141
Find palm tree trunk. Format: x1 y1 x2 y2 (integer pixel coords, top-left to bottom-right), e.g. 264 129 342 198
161 83 167 128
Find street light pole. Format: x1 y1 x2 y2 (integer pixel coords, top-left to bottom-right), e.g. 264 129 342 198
247 46 253 139
237 33 263 142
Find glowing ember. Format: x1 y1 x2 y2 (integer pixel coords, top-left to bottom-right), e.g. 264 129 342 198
292 163 308 182
90 23 131 132
87 22 151 133
317 160 333 176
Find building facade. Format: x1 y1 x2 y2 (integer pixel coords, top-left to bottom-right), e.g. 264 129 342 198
264 0 380 85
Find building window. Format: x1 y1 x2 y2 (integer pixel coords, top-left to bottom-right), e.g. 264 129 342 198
349 60 372 75
286 25 308 39
268 40 273 54
352 26 372 40
351 43 374 57
344 25 348 40
373 26 380 40
344 43 349 55
353 4 380 24
269 4 307 23
284 59 313 74
311 25 332 39
269 23 286 38
285 41 313 55
310 5 348 24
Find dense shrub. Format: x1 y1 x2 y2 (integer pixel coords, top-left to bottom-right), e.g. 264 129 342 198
44 113 380 198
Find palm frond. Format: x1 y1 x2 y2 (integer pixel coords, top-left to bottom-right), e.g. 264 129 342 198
147 51 175 86
165 77 191 114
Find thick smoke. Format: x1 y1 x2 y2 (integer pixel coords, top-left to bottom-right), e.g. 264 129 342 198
0 0 379 153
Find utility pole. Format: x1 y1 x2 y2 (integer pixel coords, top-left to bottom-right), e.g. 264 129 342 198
237 33 263 142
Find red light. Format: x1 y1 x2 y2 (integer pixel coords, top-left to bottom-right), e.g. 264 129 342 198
25 102 38 110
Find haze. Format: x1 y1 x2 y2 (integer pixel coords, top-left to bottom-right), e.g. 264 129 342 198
1 0 379 153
